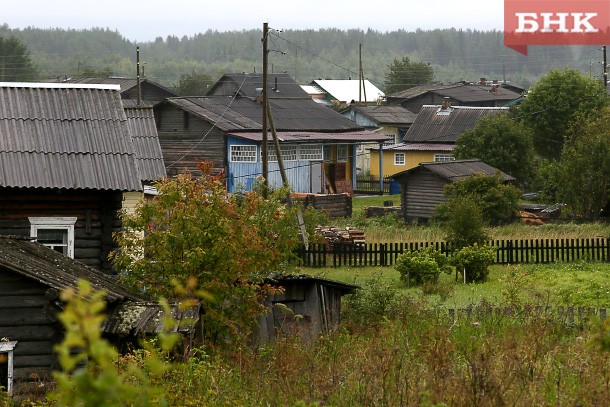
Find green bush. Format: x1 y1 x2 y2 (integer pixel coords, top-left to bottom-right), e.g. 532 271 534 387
452 244 496 283
437 196 488 250
342 278 400 330
395 246 453 286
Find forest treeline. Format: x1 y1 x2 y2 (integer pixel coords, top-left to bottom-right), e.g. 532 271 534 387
0 24 604 91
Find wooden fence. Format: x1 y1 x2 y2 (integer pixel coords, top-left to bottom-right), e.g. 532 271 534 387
296 237 610 267
354 175 393 194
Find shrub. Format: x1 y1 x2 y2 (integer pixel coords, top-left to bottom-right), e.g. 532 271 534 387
342 278 400 330
395 246 453 286
452 244 496 283
438 196 488 250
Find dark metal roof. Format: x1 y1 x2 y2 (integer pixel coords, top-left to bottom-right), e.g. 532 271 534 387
0 235 143 302
166 96 363 132
403 105 508 144
64 77 177 98
230 130 392 143
207 73 309 99
387 83 521 103
392 159 515 182
0 83 142 191
124 106 166 182
265 273 359 293
346 105 417 125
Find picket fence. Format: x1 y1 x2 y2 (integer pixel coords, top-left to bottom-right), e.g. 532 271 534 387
296 237 610 268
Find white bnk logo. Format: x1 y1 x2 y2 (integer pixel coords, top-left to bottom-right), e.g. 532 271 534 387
516 13 599 33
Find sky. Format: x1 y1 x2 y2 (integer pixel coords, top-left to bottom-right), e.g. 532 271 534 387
2 0 505 42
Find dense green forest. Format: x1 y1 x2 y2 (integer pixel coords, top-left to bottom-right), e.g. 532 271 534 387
0 24 603 91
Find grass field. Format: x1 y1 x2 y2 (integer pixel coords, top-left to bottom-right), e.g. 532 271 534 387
301 261 610 308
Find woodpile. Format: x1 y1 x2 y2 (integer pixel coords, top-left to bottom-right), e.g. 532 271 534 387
315 226 366 248
517 211 544 225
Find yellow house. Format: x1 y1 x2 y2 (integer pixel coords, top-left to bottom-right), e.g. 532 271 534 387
370 104 508 177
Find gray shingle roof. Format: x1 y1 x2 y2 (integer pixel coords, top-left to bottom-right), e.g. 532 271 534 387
393 159 515 182
403 105 508 144
166 95 363 132
347 105 417 125
0 83 142 191
124 106 166 182
208 73 309 99
387 83 521 103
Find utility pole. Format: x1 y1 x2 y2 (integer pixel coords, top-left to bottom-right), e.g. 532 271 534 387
603 45 608 90
261 23 269 197
136 47 141 107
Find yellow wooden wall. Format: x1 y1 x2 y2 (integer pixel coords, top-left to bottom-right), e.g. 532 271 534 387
369 150 437 177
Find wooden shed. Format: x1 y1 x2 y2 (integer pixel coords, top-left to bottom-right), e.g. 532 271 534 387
392 159 515 223
256 275 357 344
0 236 198 399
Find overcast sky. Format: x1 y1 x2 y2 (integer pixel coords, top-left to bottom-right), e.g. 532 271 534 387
2 0 504 42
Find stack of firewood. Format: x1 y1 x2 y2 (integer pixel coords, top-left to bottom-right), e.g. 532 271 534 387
315 226 366 248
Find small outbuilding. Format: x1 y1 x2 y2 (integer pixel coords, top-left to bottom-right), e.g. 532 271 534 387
0 236 198 399
392 159 515 223
256 275 357 344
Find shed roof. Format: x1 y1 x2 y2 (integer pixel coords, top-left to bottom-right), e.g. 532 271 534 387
208 73 309 99
0 236 142 302
373 142 454 152
0 82 142 191
344 105 417 126
165 95 363 132
403 105 508 144
310 79 384 104
124 106 166 182
265 273 359 294
392 159 515 182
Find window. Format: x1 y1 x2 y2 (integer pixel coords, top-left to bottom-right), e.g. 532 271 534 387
323 145 332 162
29 217 77 258
268 145 297 162
0 341 16 396
337 144 348 162
230 145 257 162
434 154 455 162
394 152 406 166
299 144 323 160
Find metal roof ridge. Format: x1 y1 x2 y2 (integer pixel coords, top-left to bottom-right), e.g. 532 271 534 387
0 82 121 90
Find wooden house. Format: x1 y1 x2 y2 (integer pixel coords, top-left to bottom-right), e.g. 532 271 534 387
369 104 508 177
392 159 515 223
256 275 357 344
154 73 391 193
62 76 178 107
0 236 198 398
0 82 161 273
340 105 417 173
386 80 522 113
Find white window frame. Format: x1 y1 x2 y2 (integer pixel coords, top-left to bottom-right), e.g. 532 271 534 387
0 341 17 396
337 144 348 162
230 145 257 163
268 145 297 162
29 217 77 258
434 153 455 162
394 152 406 166
299 144 323 161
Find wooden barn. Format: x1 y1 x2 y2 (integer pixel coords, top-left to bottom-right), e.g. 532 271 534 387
392 159 515 223
0 82 164 273
256 275 357 344
0 236 198 399
154 73 390 192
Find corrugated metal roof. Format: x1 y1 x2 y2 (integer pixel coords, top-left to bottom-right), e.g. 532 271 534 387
124 107 166 182
64 77 177 96
387 83 521 103
393 159 515 182
347 105 417 125
386 84 461 99
403 105 508 144
310 79 384 104
0 236 143 302
166 96 363 132
230 130 392 143
0 83 142 191
208 73 309 99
